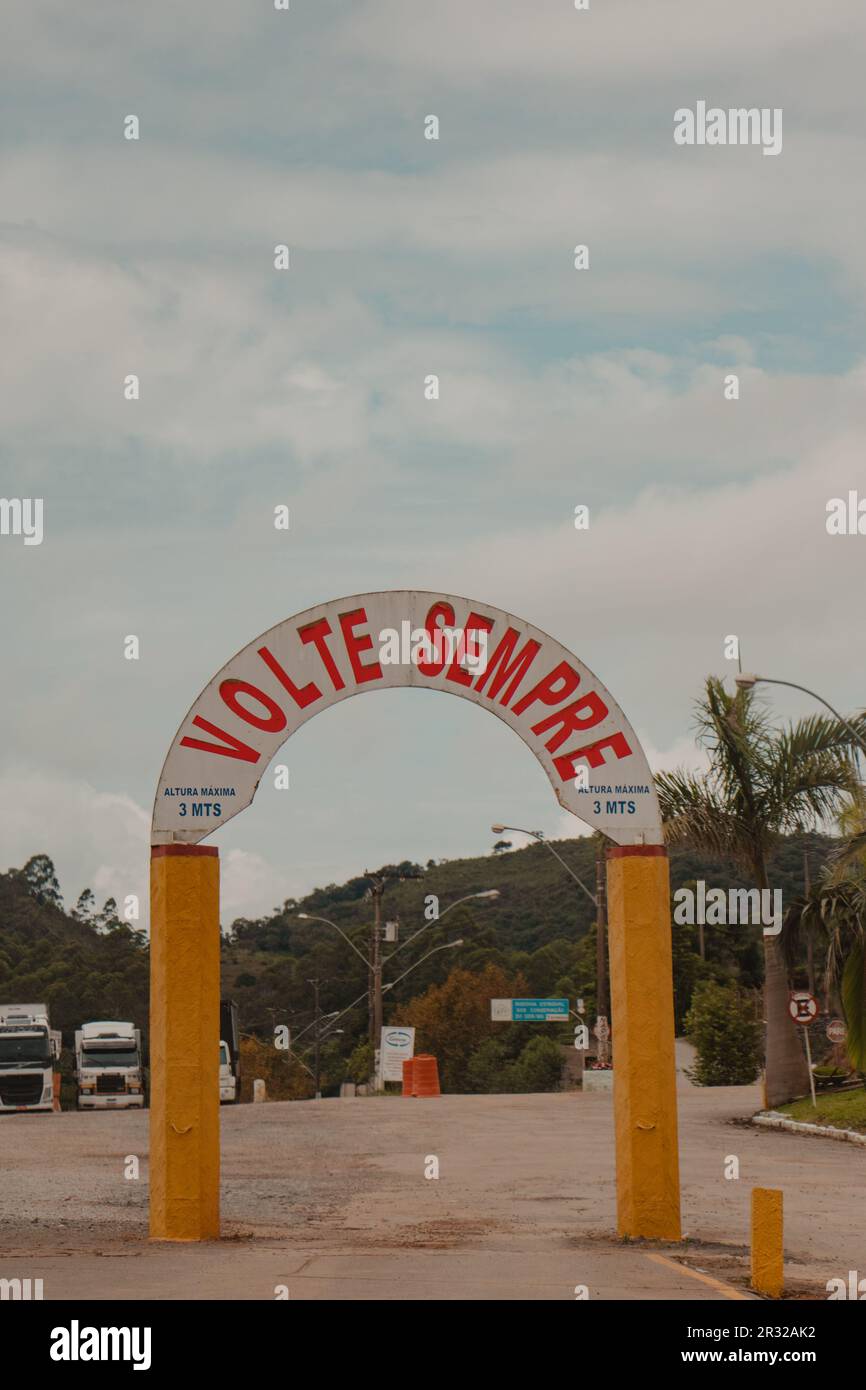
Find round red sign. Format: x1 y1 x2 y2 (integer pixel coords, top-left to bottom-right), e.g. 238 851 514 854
788 992 818 1024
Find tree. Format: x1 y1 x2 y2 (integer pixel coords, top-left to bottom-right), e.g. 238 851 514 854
783 802 866 1069
94 897 122 933
238 1036 312 1101
394 962 528 1092
657 677 863 1106
464 1034 563 1093
19 854 63 909
685 980 762 1086
523 939 576 996
71 888 97 925
511 1036 563 1092
492 840 512 854
466 1038 513 1092
345 1040 374 1085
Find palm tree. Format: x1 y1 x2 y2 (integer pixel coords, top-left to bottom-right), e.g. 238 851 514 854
656 677 863 1107
783 799 866 1070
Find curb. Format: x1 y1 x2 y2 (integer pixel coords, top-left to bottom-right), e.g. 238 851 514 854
753 1110 866 1146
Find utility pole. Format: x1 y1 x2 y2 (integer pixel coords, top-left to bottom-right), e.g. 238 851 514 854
366 874 385 1048
803 849 816 1000
594 835 610 1065
308 978 322 1100
595 836 608 1018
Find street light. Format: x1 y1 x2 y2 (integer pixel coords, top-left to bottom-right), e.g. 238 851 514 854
307 978 326 1099
386 889 499 960
297 913 371 967
297 891 495 1069
281 1013 343 1088
734 674 866 761
383 938 464 993
491 823 597 906
309 939 466 1088
297 892 495 971
493 820 610 1048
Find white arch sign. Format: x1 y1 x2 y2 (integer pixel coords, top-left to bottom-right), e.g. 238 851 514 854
152 590 662 846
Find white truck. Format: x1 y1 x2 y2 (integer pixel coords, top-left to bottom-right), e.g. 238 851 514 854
75 1021 144 1109
0 1004 61 1113
220 998 240 1103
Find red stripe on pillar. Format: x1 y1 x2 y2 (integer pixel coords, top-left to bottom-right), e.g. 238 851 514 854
605 844 668 859
151 844 219 858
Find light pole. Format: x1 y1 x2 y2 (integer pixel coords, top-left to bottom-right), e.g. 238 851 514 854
593 837 608 1026
385 889 499 962
298 939 464 1092
308 977 323 1100
383 938 464 994
299 890 499 1054
364 873 385 1047
492 822 609 1060
734 674 866 761
297 913 371 966
297 891 496 1090
277 1011 341 1088
491 824 597 906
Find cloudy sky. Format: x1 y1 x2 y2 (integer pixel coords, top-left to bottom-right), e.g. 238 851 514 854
1 1 864 925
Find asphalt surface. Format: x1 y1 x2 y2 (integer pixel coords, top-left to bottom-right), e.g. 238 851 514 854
1 1043 863 1300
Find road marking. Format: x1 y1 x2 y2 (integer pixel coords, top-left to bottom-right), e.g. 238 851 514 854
645 1253 753 1300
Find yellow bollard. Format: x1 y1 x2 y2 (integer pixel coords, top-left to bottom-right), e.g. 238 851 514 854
149 845 220 1240
751 1188 783 1296
606 845 681 1240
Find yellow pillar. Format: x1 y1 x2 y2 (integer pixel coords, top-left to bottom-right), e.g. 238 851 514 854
149 844 220 1240
606 845 681 1240
751 1188 783 1296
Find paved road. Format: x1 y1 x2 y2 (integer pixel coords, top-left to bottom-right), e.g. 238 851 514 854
1 1048 862 1299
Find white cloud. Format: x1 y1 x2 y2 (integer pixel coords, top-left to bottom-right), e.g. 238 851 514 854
5 137 866 294
2 0 863 917
0 770 298 929
336 0 861 85
4 231 865 488
221 848 296 926
0 769 149 918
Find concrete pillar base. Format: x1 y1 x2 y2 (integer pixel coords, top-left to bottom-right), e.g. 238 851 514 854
607 845 681 1241
149 844 220 1241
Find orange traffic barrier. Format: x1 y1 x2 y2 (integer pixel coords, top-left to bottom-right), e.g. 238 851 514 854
413 1054 441 1097
402 1058 415 1096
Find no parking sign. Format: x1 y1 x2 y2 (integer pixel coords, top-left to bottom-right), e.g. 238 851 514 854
788 991 818 1025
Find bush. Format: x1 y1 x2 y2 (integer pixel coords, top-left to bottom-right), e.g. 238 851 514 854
466 1038 513 1092
511 1036 563 1092
684 980 762 1086
344 1040 374 1085
238 1036 312 1101
465 1034 563 1093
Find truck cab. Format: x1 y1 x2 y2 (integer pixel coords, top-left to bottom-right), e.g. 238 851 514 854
220 998 240 1103
0 1004 60 1113
219 1040 237 1103
75 1021 144 1109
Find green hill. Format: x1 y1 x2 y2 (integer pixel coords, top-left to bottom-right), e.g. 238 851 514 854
0 833 834 1091
0 856 148 1045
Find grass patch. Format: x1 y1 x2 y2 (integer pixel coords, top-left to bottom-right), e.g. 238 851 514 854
776 1087 866 1134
